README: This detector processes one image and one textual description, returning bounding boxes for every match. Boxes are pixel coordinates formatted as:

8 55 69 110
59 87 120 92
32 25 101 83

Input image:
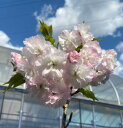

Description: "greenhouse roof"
75 74 123 106
92 74 123 105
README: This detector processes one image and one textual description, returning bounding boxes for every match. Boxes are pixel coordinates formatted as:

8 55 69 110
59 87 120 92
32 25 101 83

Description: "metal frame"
0 90 123 128
0 77 123 128
18 93 24 128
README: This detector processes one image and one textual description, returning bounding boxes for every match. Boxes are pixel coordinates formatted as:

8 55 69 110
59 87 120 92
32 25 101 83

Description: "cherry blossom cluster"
11 23 117 107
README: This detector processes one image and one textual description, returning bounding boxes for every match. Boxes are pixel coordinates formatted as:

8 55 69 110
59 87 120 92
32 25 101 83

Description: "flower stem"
61 88 80 128
61 100 70 128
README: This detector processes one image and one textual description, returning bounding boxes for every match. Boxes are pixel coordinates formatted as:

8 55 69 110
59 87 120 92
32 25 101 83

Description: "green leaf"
78 88 98 101
39 21 53 37
55 42 59 49
45 35 55 44
92 38 102 42
3 73 25 91
48 25 53 36
75 44 83 52
40 21 49 36
39 21 58 48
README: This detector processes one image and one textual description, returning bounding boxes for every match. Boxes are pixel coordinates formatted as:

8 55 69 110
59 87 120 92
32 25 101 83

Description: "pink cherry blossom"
83 41 102 54
74 23 94 43
11 52 28 74
80 42 102 68
68 50 80 63
11 52 22 65
10 23 117 107
27 79 71 107
58 30 82 52
65 63 95 89
101 49 117 72
90 49 117 86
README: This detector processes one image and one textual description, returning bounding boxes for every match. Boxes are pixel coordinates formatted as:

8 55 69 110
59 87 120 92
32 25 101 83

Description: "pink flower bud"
11 52 22 65
68 50 80 63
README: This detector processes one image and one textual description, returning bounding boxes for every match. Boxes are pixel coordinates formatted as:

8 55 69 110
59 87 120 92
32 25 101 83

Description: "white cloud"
34 4 53 31
115 42 123 76
114 60 123 76
34 0 123 38
34 4 53 20
119 53 123 61
116 42 123 52
0 31 22 50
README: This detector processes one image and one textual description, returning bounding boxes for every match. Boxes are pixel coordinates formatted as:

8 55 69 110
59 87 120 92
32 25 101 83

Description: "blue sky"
0 0 64 46
0 0 123 75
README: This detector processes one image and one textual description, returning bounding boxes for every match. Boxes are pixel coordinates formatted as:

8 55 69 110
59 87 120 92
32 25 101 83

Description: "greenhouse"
0 46 123 128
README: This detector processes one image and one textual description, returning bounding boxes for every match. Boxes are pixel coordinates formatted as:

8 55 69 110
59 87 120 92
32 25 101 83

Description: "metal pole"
0 92 5 119
109 79 120 105
79 100 82 128
120 111 123 128
92 104 96 128
59 107 62 128
89 86 96 128
108 79 123 127
18 93 24 128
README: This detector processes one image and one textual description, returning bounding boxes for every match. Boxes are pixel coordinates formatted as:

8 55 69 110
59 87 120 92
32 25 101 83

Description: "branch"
61 100 70 128
71 89 79 96
65 112 73 128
